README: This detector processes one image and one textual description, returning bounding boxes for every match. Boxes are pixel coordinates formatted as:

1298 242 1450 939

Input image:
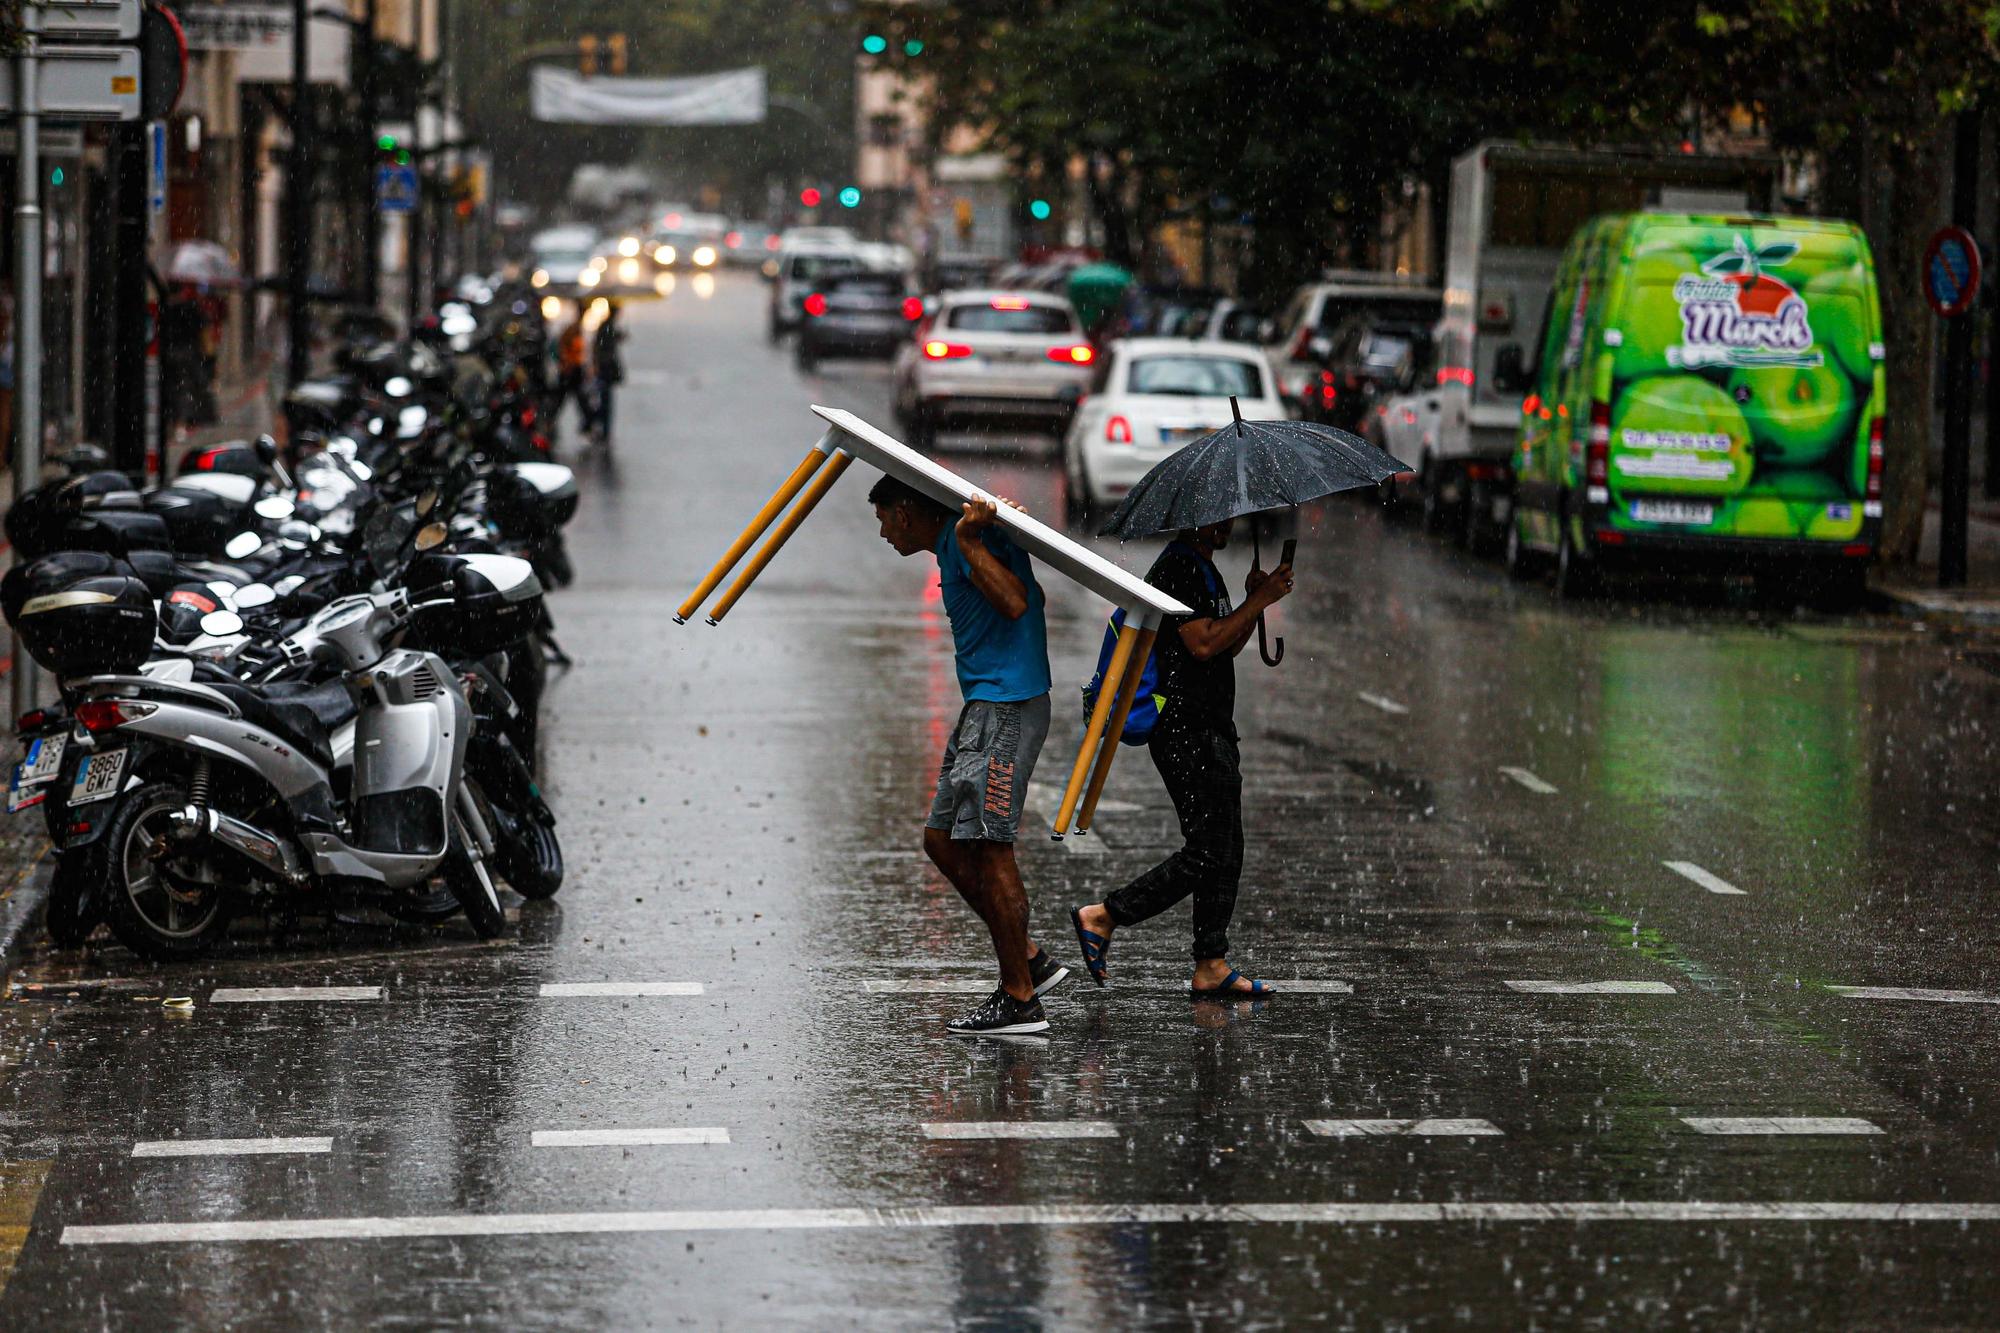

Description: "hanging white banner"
530 66 766 126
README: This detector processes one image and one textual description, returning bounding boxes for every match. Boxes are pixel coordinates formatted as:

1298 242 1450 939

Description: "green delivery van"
1505 212 1884 598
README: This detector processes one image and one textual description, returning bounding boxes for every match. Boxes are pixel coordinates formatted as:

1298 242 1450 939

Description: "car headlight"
617 236 640 258
579 269 600 287
531 269 549 288
540 295 562 320
693 246 716 268
654 245 675 265
618 258 640 284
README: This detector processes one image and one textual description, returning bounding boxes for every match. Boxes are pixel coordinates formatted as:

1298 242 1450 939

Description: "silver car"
891 290 1095 448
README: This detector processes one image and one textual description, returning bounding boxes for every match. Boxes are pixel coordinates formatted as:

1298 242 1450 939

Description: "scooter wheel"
498 811 564 900
442 809 507 939
96 783 233 960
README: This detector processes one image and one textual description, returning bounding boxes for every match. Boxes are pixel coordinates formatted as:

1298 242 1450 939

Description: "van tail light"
1047 344 1094 364
1864 416 1884 516
1436 366 1475 387
923 340 973 360
75 701 157 734
802 292 827 317
1105 415 1134 445
902 297 924 321
1584 399 1611 504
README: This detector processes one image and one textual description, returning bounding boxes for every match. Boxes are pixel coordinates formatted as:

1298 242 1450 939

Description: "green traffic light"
861 34 887 54
1029 199 1051 220
838 186 862 208
395 150 411 165
377 134 397 150
904 39 924 56
48 166 63 187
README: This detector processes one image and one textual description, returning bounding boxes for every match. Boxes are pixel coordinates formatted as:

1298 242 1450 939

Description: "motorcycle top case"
145 483 247 556
60 508 173 558
404 552 545 657
3 551 135 625
14 574 155 676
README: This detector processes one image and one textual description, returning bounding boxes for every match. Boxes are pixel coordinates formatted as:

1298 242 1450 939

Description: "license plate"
1630 499 1714 526
69 749 127 806
1159 427 1207 444
16 734 64 787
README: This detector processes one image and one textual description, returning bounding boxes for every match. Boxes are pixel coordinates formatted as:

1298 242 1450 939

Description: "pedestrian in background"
585 302 625 445
1071 519 1292 998
869 476 1070 1035
551 312 590 438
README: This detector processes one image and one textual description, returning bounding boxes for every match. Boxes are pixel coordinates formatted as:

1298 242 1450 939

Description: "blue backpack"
1080 545 1220 746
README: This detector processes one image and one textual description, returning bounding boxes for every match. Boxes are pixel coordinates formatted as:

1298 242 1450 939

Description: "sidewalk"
1870 490 2000 628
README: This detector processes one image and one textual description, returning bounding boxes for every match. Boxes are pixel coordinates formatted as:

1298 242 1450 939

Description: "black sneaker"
1028 950 1070 997
947 988 1050 1037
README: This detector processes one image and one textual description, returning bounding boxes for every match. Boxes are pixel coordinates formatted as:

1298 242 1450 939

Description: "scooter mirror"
414 521 450 552
385 376 414 397
234 583 277 609
199 609 245 638
254 495 296 520
224 531 263 560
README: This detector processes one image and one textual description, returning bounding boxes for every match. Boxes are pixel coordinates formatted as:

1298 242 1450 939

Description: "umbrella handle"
1257 613 1284 667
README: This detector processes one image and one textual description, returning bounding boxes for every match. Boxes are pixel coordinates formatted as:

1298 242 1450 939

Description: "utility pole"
356 0 379 314
287 0 312 388
1941 111 1982 588
11 2 43 718
110 122 148 477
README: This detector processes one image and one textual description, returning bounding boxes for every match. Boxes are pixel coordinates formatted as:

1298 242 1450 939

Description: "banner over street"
530 66 765 126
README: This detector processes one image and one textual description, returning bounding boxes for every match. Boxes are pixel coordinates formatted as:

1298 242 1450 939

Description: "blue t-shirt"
934 524 1051 703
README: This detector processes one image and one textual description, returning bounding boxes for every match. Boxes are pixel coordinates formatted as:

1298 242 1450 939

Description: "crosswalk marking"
1828 986 2000 1004
209 987 382 1003
539 982 705 998
1498 767 1557 794
921 1122 1119 1141
864 979 995 994
1663 861 1746 896
1681 1117 1882 1136
131 1137 332 1158
1304 1119 1502 1138
1504 980 1676 995
531 1128 730 1148
1356 691 1409 716
61 1200 2000 1246
862 978 1351 995
1265 980 1352 994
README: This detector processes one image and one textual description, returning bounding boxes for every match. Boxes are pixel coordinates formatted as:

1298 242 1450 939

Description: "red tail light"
802 292 827 317
1318 369 1337 409
724 231 743 249
923 340 973 360
15 709 47 733
520 405 537 427
1522 393 1540 416
764 234 782 251
1105 415 1134 445
1864 416 1884 513
75 700 157 733
1047 344 1095 364
902 297 925 321
1584 398 1611 501
1436 366 1475 387
188 448 221 471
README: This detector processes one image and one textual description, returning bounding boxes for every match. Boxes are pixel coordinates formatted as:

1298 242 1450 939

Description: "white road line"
208 987 382 1003
1267 980 1353 994
131 1137 333 1158
61 1200 2000 1245
862 978 1352 995
1304 1119 1503 1138
1498 767 1557 794
1663 861 1747 896
1504 980 1677 995
1828 986 2000 1004
1681 1117 1883 1136
921 1122 1120 1141
539 982 705 998
1356 691 1409 716
1027 783 1139 816
532 1128 730 1148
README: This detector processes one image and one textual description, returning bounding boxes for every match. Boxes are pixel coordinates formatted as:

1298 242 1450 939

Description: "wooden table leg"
1075 626 1155 835
1052 621 1139 839
676 443 831 623
705 452 854 624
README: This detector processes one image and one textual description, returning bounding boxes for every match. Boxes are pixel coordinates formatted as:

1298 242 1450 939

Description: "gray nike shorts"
926 694 1052 844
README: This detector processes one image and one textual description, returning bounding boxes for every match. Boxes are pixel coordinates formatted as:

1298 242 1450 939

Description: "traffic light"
578 34 597 76
904 39 924 56
860 33 887 55
838 187 862 209
607 33 628 76
799 187 822 208
1029 199 1052 221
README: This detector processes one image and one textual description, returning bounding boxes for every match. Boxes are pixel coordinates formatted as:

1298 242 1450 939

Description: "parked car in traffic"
1264 273 1441 417
528 225 600 296
723 224 781 268
930 253 1003 292
892 291 1095 449
1306 314 1434 431
1195 298 1268 344
794 270 923 371
768 242 862 342
1061 338 1284 517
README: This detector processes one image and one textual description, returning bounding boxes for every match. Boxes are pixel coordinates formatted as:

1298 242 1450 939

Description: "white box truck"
1425 142 1781 548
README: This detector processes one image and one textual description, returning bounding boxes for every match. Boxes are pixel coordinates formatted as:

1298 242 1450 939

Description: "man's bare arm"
956 497 1030 620
1178 563 1292 661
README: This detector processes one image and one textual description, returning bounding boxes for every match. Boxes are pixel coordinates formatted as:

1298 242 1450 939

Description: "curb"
0 836 49 982
1871 581 2000 628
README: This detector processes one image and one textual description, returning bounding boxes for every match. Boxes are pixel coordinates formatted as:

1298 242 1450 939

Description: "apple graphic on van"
1703 236 1801 317
1670 235 1816 368
1725 362 1856 467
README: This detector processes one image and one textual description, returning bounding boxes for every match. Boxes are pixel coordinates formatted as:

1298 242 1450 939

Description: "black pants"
1103 721 1243 959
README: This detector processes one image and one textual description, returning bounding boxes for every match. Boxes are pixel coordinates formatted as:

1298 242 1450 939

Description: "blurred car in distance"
892 290 1094 449
794 270 923 372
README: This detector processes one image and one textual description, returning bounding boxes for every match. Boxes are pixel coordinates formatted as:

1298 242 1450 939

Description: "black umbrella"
1097 398 1410 665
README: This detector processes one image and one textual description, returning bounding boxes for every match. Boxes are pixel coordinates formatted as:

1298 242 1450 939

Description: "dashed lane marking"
1663 861 1747 896
1504 980 1677 995
61 1200 2000 1245
132 1138 332 1158
209 987 382 1003
539 983 705 998
532 1128 730 1148
1264 980 1353 994
1828 986 2000 1004
862 978 1353 995
1498 767 1557 794
921 1122 1119 1141
1305 1119 1503 1138
864 980 994 994
1356 692 1409 716
1681 1118 1883 1136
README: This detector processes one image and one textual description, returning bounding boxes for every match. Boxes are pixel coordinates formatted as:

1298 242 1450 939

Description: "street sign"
1925 225 1982 318
0 45 142 121
148 121 167 216
39 0 141 41
376 164 420 214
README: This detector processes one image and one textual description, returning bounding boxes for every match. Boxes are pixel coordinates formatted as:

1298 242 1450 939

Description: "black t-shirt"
1147 541 1233 731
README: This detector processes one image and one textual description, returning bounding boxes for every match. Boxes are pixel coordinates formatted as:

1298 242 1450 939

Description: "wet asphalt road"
6 274 2000 1328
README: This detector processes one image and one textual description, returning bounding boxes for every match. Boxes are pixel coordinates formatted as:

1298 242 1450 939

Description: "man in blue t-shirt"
870 475 1069 1036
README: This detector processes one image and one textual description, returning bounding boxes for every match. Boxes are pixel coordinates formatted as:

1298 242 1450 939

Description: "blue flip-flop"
1070 908 1111 987
1190 969 1275 1000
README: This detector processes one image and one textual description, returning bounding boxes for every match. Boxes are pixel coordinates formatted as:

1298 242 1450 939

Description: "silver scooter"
60 577 508 958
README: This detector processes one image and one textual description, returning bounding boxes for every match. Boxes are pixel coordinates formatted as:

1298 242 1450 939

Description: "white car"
892 290 1095 448
768 241 863 341
1061 339 1284 515
528 225 600 295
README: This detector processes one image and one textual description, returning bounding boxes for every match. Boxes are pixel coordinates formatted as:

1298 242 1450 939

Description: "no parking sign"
1925 225 1982 318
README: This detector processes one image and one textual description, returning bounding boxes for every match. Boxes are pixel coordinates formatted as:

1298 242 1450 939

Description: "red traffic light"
799 187 822 207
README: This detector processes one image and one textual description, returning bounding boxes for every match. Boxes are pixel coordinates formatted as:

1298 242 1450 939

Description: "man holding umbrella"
1069 398 1404 998
1070 523 1292 998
